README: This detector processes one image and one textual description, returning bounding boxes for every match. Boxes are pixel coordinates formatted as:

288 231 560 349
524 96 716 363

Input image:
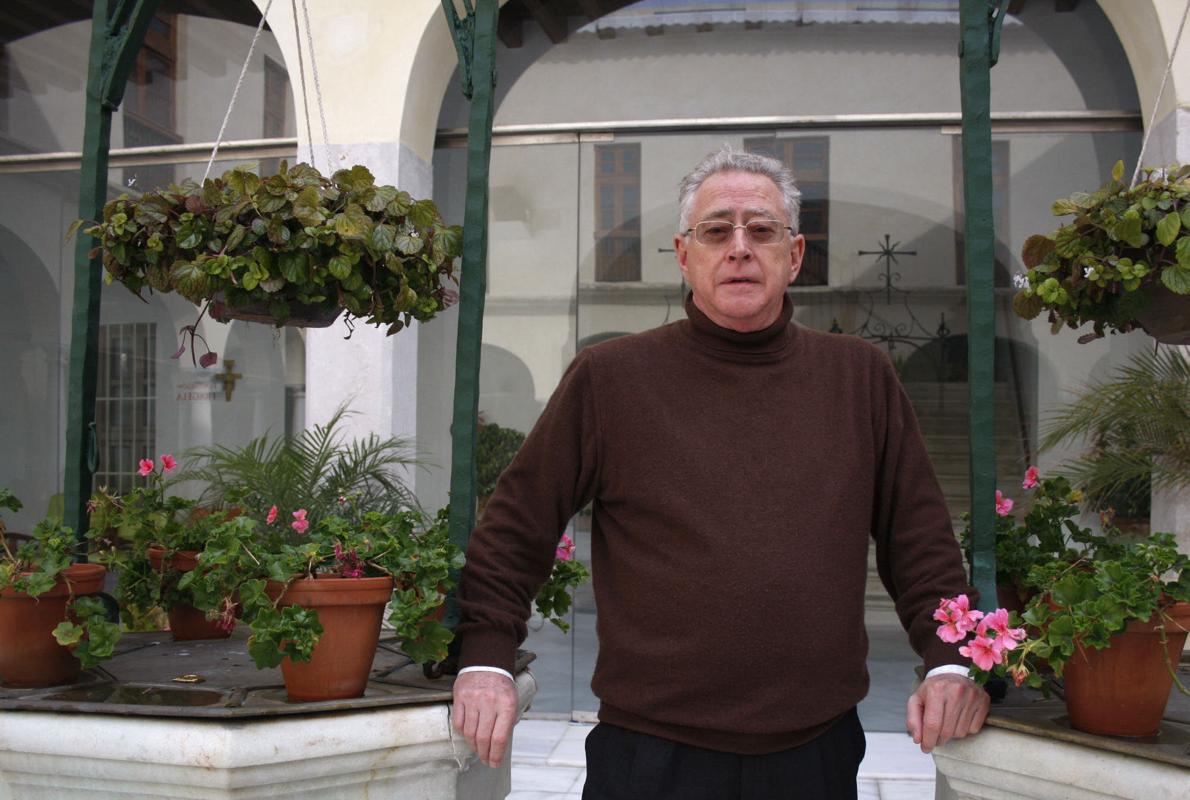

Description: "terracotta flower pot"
271 575 394 701
0 563 107 687
1062 602 1190 737
146 546 233 641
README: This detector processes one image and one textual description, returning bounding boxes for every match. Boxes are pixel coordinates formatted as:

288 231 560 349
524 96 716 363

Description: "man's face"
674 171 805 332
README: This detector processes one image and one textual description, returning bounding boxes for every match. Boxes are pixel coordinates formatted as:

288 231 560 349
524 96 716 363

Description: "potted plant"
475 419 527 518
938 530 1190 738
88 455 237 640
176 406 421 523
180 504 462 701
74 161 461 341
960 468 1093 611
0 489 118 687
1013 161 1190 344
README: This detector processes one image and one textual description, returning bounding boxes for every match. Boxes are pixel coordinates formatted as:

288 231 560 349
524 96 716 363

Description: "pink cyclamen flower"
995 490 1014 516
138 458 154 477
198 351 218 369
556 533 575 562
266 505 278 525
1022 466 1040 490
933 595 984 643
291 508 309 534
959 635 1004 671
160 454 177 473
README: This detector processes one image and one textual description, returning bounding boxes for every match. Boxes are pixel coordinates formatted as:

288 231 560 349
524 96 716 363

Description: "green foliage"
959 473 1095 591
81 161 461 333
475 422 526 498
534 557 590 633
1 488 122 668
1040 348 1190 511
1012 533 1190 683
180 506 463 668
1014 162 1190 341
177 406 421 527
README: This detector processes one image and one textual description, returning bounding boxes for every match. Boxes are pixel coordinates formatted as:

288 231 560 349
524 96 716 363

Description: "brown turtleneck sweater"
456 294 972 754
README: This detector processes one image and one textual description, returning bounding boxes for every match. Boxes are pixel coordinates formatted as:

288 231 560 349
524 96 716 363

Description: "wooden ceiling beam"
497 10 524 49
521 0 568 44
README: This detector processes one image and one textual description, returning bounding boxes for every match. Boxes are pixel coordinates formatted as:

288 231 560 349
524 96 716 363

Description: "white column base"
0 672 535 799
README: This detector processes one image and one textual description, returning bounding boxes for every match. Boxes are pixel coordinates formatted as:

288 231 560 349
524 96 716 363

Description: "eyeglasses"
683 219 794 247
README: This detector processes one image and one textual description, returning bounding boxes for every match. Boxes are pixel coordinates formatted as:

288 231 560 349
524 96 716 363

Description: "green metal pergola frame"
65 0 1003 612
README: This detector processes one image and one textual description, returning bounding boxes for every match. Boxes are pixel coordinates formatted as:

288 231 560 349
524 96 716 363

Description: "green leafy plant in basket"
75 161 461 335
1013 161 1190 342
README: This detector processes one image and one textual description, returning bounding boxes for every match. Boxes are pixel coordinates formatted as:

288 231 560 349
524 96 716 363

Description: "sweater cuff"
921 638 970 673
458 627 519 675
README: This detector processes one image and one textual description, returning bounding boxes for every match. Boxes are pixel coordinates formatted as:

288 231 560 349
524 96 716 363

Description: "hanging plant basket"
209 293 342 329
1135 283 1190 345
75 161 461 334
1013 161 1190 343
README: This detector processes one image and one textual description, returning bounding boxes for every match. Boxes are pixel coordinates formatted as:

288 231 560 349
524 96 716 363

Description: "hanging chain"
202 0 276 182
299 0 331 170
290 0 316 170
1132 0 1190 188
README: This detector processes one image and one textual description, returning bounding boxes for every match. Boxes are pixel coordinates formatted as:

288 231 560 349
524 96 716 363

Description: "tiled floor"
509 719 936 800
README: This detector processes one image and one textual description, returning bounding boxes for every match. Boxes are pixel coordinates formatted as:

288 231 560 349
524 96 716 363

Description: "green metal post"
64 0 162 546
440 0 499 628
959 0 1008 610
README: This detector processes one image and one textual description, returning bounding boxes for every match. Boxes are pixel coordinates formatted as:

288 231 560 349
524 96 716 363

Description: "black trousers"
582 709 866 800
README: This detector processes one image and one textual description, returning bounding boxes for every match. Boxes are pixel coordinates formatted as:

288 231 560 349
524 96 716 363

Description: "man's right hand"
452 670 519 767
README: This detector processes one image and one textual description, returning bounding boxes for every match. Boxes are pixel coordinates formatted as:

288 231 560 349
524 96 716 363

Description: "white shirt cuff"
926 664 973 680
458 666 515 682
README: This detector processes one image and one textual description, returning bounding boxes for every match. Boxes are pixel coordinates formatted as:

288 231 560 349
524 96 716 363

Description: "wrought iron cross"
213 359 243 403
858 234 917 306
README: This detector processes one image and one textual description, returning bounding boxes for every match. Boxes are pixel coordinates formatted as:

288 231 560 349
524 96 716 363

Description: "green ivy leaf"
278 252 308 284
1156 211 1181 246
292 187 326 227
333 165 376 193
1177 236 1190 268
1161 264 1190 294
370 223 396 252
333 203 373 240
395 231 424 255
366 185 399 213
327 255 353 280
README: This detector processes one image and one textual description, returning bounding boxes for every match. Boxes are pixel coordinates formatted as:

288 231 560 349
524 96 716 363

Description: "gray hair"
677 147 802 235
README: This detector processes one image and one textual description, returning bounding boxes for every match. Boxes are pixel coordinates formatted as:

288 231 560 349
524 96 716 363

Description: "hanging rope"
202 0 276 183
289 0 316 170
1131 0 1190 188
299 0 331 170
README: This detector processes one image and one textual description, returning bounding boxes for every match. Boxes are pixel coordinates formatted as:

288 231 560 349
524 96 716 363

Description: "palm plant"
178 407 423 524
1040 347 1190 512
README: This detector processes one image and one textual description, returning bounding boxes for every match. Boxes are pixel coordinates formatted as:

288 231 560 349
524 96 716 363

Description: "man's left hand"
906 673 989 753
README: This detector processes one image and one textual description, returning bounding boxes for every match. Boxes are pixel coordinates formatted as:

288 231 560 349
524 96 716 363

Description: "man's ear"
788 234 806 285
675 232 690 282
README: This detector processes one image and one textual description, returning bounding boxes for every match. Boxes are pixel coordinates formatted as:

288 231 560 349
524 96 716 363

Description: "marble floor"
508 719 937 800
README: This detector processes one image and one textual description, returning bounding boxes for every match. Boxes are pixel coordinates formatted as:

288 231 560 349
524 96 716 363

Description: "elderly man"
451 149 988 799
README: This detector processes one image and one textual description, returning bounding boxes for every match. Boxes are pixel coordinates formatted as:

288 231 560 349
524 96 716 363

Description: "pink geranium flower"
266 505 278 525
160 454 177 473
138 458 154 477
556 533 575 562
1022 466 1040 490
933 595 984 643
291 508 309 534
995 490 1014 516
959 635 1004 671
978 608 1028 651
